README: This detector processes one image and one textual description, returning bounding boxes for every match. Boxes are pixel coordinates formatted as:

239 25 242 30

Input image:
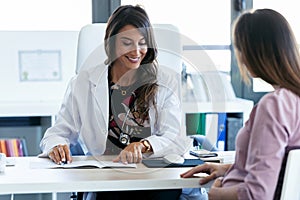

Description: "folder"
204 113 227 151
142 159 204 168
226 117 243 151
216 113 227 151
0 138 27 157
204 113 218 150
186 113 206 135
0 140 7 156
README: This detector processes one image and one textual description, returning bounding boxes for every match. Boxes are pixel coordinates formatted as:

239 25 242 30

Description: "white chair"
76 23 183 72
75 23 183 100
279 149 300 200
75 23 107 74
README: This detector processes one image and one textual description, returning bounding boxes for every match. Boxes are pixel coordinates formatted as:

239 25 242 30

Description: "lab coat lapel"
89 65 109 128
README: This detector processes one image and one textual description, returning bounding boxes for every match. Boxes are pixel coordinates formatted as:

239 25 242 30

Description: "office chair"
277 148 300 200
272 147 300 200
71 23 183 200
76 23 183 98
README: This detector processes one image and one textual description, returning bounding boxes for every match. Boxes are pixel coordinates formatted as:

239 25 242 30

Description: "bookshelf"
182 98 254 151
0 101 60 200
0 98 253 200
0 98 253 153
182 98 253 125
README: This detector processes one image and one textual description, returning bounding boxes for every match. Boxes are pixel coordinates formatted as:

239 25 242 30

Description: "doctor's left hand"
113 142 143 164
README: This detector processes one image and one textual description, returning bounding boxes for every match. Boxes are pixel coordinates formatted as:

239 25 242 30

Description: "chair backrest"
76 23 182 74
75 23 183 100
75 23 107 74
279 149 300 200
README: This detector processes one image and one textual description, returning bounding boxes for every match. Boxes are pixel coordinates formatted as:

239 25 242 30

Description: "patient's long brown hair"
233 9 300 97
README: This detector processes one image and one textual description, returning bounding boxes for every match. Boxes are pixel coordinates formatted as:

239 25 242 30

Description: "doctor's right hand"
48 144 72 165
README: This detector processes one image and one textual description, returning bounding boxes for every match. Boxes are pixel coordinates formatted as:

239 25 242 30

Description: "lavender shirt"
222 88 300 200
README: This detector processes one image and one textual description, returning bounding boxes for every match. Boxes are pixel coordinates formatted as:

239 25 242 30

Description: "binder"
0 138 27 157
204 113 218 150
216 113 227 151
204 113 227 151
5 140 13 157
12 139 19 157
142 158 204 168
20 139 28 156
186 113 206 135
0 140 7 156
226 117 243 150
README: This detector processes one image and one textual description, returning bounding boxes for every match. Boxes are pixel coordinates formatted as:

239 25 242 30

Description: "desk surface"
0 156 210 195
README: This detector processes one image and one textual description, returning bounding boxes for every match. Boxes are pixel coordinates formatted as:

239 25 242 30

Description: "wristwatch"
141 140 152 153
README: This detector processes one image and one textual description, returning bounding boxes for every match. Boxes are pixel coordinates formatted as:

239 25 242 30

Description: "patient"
181 8 300 200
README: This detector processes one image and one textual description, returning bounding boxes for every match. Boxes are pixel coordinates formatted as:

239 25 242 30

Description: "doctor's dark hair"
104 5 158 123
233 8 300 97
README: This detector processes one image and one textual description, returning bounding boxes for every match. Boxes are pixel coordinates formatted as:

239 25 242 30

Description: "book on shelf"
188 113 227 151
204 113 227 151
186 113 206 135
30 158 137 169
0 138 27 157
0 140 7 156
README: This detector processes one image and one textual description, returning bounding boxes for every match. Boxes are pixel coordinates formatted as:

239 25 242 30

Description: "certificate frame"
18 50 62 81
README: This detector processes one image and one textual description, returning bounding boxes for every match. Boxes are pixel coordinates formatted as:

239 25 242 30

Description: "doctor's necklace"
111 84 131 96
121 89 127 96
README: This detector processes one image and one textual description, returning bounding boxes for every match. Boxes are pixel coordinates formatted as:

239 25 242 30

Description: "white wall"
0 31 78 102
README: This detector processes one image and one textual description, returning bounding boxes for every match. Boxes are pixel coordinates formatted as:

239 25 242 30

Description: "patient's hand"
48 144 72 165
180 163 231 185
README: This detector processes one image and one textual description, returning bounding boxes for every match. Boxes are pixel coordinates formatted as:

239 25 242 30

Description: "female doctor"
39 5 191 167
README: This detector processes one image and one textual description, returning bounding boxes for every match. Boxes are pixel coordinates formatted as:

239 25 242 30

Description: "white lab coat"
40 64 192 158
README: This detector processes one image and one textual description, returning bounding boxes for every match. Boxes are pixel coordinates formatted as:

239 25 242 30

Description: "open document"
30 157 137 169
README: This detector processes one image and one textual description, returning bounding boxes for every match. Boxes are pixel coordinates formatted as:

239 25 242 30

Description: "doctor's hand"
48 144 72 165
180 163 231 185
113 142 144 164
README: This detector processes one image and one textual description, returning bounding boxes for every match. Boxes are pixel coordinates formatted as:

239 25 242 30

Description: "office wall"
0 31 78 102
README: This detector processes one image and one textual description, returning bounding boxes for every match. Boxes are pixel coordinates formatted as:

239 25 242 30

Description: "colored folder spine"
17 139 24 157
216 113 227 151
12 139 20 157
0 138 27 157
0 140 7 156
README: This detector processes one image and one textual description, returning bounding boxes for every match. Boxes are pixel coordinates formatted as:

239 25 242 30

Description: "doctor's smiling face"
104 5 157 76
114 25 148 73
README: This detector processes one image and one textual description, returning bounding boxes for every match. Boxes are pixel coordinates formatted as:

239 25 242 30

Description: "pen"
60 160 68 165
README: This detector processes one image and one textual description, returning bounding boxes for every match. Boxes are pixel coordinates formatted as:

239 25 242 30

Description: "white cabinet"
182 98 254 150
182 98 254 127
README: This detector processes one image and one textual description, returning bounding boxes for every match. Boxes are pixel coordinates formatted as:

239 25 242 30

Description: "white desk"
0 156 211 195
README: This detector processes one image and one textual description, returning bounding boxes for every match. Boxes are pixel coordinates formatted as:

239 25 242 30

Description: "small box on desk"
190 149 236 164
